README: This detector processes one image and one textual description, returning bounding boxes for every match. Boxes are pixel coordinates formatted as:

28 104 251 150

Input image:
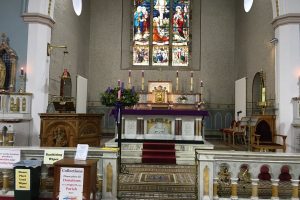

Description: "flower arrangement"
101 86 139 107
178 95 188 101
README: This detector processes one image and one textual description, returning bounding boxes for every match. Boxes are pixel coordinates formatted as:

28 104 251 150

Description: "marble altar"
121 109 208 141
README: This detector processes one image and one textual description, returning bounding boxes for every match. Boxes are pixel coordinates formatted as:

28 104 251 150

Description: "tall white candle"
128 70 131 88
176 71 179 92
190 71 193 92
141 70 144 91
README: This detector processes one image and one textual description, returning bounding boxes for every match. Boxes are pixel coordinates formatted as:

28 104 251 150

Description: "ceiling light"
72 0 82 16
244 0 253 13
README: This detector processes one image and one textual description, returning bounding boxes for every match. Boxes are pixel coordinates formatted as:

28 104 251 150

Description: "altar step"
105 138 214 164
142 142 176 164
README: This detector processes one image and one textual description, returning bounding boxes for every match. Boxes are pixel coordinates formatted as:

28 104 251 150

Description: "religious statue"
0 58 6 90
238 164 251 184
60 69 72 97
52 127 68 147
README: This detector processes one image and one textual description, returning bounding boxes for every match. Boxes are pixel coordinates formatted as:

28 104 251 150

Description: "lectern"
53 158 98 200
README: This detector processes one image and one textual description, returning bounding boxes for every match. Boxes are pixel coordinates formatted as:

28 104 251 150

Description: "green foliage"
101 87 139 107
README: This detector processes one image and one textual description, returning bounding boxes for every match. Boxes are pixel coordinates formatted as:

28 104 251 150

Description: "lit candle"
141 70 145 91
190 71 193 92
21 67 24 75
176 70 178 77
262 87 266 102
200 80 204 94
129 70 131 77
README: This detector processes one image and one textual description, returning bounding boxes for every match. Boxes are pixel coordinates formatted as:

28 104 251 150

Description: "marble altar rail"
196 150 300 200
0 147 119 200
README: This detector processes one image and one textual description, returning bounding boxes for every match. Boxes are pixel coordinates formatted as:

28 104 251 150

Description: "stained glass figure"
153 0 170 46
152 45 169 66
172 1 189 43
133 45 149 65
133 0 151 42
172 46 188 66
132 0 191 67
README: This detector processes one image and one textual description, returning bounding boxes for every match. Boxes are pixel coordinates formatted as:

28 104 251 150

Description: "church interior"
0 0 300 199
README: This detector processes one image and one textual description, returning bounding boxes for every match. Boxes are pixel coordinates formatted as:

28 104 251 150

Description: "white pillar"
22 0 55 145
272 1 300 152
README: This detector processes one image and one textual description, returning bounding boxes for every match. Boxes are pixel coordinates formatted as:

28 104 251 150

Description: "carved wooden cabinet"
39 113 103 147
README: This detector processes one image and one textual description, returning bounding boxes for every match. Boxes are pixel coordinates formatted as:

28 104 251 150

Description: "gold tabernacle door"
148 81 172 104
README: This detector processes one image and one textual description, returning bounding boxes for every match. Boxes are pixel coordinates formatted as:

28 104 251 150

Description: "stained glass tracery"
133 0 190 67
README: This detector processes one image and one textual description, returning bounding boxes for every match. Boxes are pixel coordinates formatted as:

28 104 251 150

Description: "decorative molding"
22 13 55 29
272 13 300 29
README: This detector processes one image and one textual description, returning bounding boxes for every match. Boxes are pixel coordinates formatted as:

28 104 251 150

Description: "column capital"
271 179 280 185
292 179 300 186
251 178 259 185
272 13 300 29
22 13 55 29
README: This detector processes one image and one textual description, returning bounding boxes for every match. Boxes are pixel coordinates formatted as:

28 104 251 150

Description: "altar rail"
196 150 300 200
0 147 119 200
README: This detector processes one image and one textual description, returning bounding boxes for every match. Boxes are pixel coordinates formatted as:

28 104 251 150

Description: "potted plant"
178 95 188 103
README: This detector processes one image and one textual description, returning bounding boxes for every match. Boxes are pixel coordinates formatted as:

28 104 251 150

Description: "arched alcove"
252 72 261 114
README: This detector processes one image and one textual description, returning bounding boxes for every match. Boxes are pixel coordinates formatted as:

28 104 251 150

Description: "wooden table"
53 158 98 200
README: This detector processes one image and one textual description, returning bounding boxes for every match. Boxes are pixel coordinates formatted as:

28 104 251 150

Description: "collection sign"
0 149 21 169
59 167 84 200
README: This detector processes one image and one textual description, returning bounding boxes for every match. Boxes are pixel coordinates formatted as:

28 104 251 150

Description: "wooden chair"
222 121 246 145
232 121 247 145
221 120 236 144
251 133 287 152
250 116 287 152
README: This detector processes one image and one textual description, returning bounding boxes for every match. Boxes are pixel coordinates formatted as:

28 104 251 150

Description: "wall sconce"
47 43 68 56
269 38 278 44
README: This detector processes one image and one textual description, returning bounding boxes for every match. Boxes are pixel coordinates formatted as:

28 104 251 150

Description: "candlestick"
21 67 24 76
118 80 121 87
141 70 145 91
190 71 193 92
176 70 178 77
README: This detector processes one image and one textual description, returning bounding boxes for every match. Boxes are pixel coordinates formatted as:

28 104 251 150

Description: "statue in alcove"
0 58 5 90
0 33 18 92
60 69 72 97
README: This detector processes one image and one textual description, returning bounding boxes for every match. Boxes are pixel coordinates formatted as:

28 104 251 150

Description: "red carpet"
142 142 176 164
0 198 51 200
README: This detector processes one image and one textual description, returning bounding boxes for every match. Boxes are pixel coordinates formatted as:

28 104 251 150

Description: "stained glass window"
133 0 191 67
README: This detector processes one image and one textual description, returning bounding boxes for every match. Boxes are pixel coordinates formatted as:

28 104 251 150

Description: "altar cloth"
120 109 209 117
